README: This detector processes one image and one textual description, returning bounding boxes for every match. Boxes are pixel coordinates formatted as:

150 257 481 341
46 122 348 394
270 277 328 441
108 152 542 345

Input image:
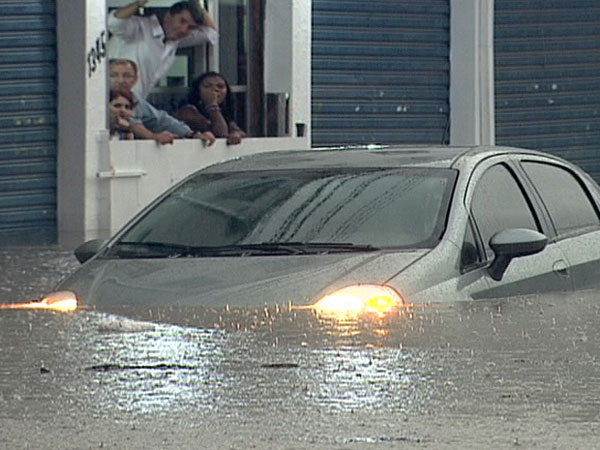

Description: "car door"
520 159 600 291
466 161 572 299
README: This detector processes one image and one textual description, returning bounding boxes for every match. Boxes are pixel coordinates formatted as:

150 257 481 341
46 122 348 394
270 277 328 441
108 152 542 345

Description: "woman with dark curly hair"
176 71 246 145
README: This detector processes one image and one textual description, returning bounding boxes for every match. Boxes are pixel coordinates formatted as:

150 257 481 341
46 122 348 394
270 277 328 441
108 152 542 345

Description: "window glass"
522 162 600 236
113 168 456 252
470 164 539 258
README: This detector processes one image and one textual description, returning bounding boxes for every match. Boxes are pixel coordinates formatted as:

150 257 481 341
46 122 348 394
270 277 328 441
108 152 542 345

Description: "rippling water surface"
1 248 600 449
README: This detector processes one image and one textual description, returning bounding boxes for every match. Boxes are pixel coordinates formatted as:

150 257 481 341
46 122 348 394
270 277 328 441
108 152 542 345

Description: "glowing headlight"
0 290 79 312
311 284 404 315
38 291 79 311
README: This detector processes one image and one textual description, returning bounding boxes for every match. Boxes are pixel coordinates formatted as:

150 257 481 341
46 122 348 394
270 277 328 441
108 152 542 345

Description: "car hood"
57 250 428 308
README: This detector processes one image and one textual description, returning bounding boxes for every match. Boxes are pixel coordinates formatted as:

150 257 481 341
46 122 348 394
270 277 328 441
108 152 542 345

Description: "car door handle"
552 260 569 277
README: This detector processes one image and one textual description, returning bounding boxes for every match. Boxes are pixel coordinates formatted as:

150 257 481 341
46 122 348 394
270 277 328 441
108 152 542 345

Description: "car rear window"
522 161 600 236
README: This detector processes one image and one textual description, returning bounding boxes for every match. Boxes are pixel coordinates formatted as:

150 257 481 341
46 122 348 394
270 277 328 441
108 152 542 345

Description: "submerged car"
51 145 600 312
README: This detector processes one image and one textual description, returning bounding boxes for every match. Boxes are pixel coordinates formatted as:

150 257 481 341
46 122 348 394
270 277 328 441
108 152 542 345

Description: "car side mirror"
488 228 547 281
74 239 107 264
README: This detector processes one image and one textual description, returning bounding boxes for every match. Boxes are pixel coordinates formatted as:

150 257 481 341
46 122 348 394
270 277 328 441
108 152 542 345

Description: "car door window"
522 162 600 237
470 164 540 260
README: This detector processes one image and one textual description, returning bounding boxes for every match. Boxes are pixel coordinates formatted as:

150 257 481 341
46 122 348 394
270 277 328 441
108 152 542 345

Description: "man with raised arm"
108 0 217 99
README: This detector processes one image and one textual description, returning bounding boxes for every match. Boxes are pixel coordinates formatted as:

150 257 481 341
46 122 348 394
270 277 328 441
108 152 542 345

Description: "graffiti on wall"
87 30 107 78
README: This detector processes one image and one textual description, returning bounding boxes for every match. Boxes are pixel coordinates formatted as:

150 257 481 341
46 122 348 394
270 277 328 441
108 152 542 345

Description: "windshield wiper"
109 241 202 258
110 241 305 258
108 241 380 258
265 242 380 254
189 242 380 256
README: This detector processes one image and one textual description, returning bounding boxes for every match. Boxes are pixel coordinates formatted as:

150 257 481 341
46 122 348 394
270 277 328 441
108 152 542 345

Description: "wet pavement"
1 246 600 449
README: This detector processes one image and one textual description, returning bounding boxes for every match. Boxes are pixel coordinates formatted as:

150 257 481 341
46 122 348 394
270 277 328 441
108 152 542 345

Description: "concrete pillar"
291 0 311 143
57 0 108 248
450 0 495 146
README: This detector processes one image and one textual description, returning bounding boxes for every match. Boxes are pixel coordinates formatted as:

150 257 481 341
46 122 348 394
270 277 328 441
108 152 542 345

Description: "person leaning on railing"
176 72 246 146
110 58 215 145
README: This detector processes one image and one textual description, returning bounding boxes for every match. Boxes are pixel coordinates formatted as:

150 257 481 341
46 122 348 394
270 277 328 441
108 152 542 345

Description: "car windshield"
107 167 456 257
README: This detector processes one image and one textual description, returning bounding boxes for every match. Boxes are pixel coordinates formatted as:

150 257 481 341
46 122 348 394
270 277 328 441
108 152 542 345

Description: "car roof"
203 145 553 173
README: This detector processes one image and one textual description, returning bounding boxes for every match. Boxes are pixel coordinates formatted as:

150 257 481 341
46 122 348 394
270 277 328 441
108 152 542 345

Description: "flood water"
1 248 600 449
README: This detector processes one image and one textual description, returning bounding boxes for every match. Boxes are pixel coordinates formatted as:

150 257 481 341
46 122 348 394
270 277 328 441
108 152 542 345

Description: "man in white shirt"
108 0 218 99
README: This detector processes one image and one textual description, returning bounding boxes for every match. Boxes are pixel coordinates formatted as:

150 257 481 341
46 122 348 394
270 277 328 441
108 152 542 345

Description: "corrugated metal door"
311 0 450 147
495 0 600 182
0 1 57 244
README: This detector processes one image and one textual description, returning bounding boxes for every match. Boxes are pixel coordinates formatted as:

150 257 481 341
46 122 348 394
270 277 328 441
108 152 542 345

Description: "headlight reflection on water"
77 301 432 417
0 300 437 423
303 346 432 414
0 291 79 312
293 284 415 342
80 313 227 417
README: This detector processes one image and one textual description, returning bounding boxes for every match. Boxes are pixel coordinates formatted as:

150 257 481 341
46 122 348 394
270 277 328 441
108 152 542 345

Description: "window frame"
465 159 548 264
460 216 487 273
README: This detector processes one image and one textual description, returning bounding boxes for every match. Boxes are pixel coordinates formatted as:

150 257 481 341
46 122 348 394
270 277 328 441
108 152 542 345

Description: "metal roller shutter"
495 0 600 182
0 0 57 245
311 0 450 147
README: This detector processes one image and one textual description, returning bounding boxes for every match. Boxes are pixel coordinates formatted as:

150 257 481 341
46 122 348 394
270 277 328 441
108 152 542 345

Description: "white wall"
291 0 312 140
